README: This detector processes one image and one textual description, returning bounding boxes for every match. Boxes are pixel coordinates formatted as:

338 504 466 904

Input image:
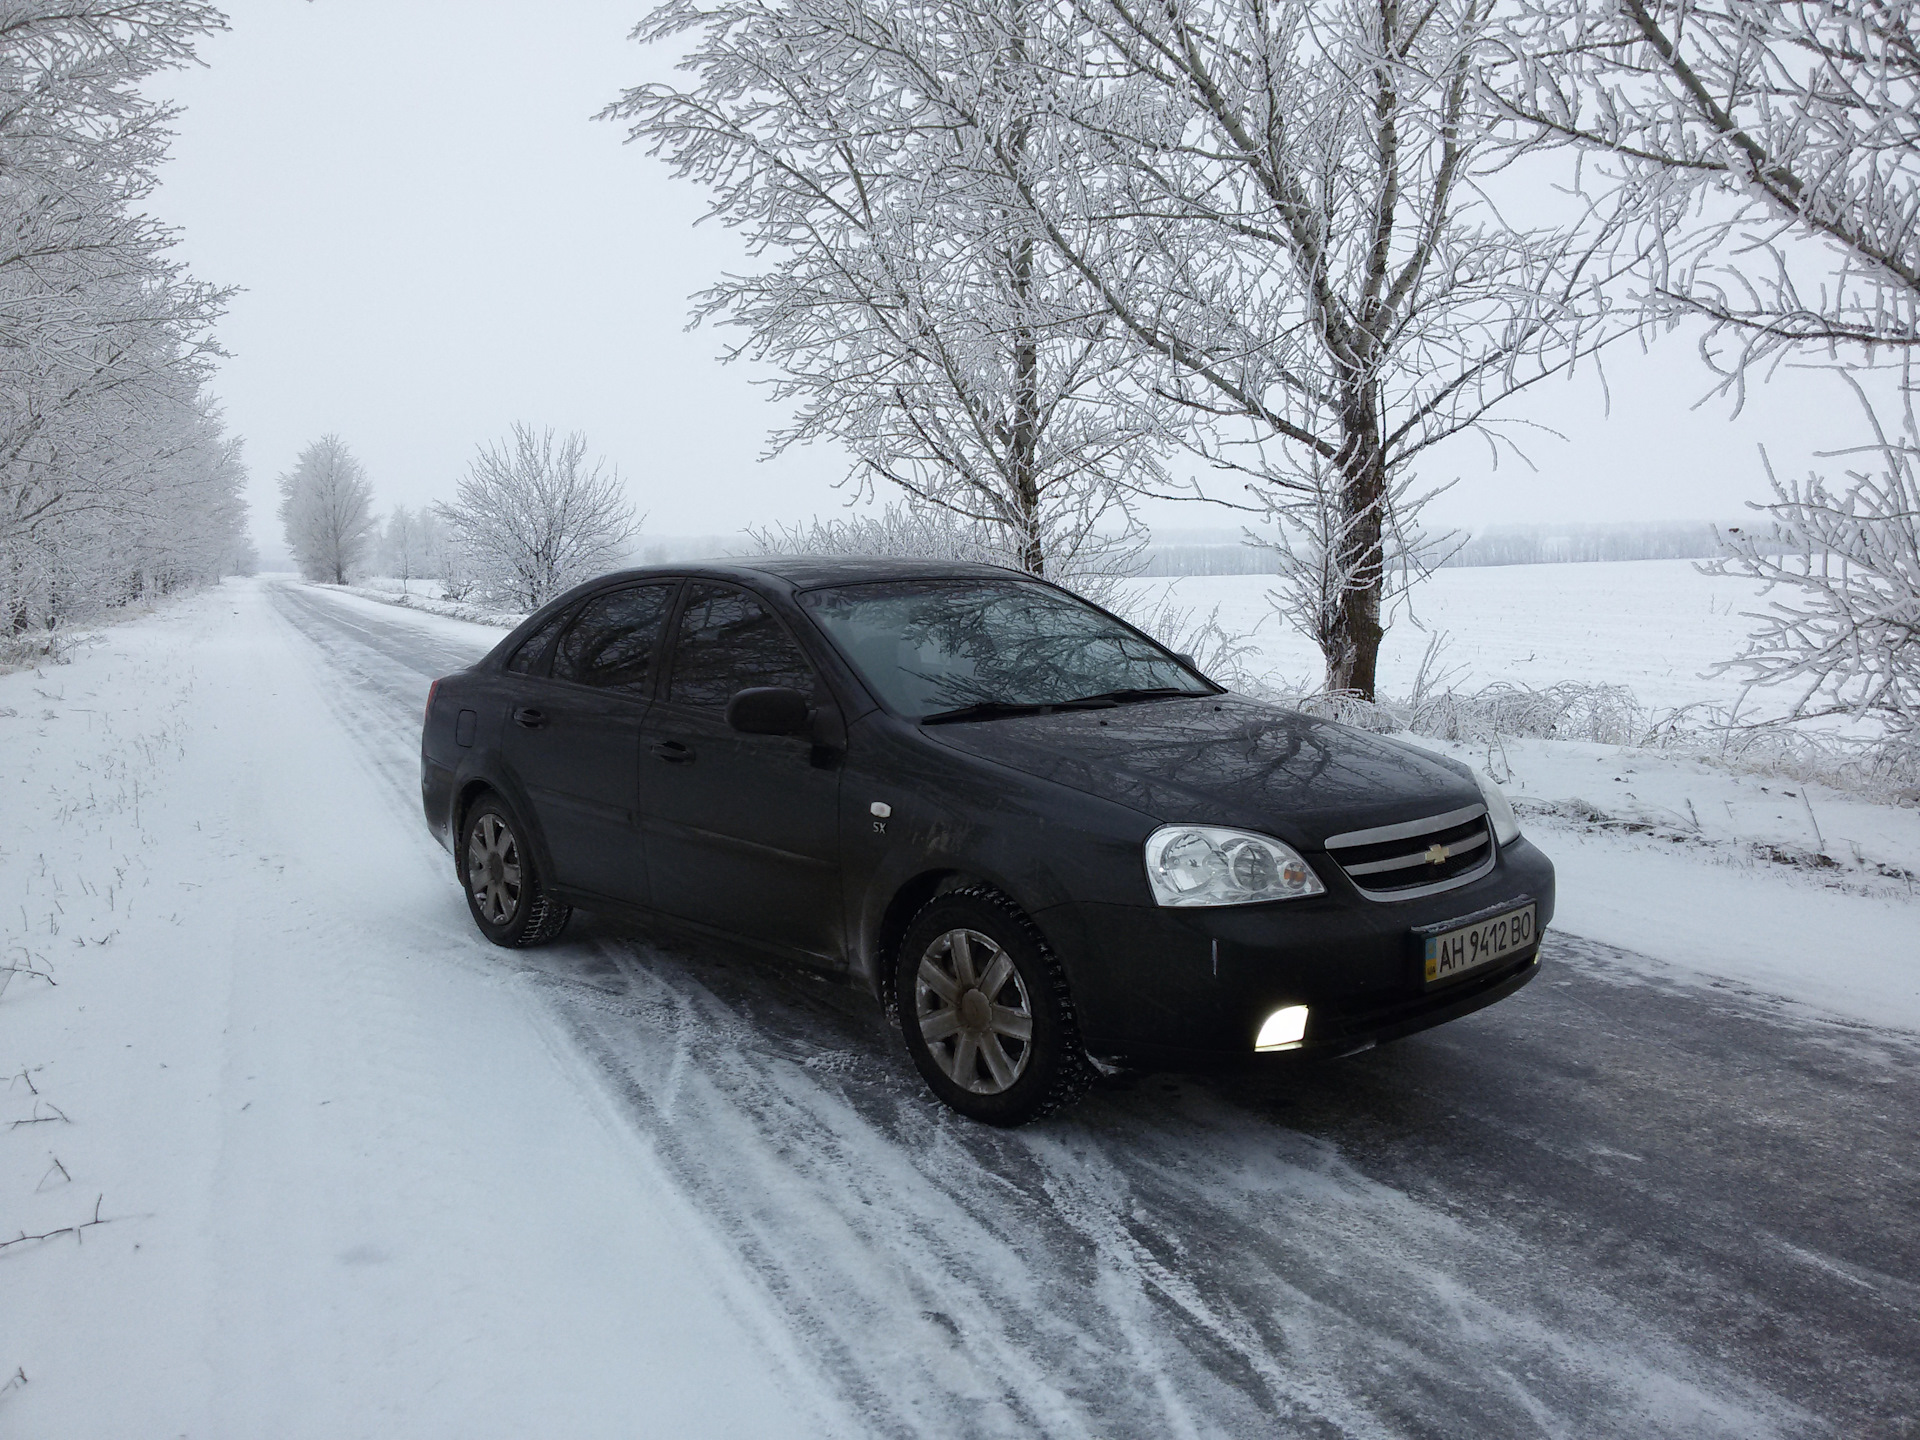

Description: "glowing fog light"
1254 1005 1310 1052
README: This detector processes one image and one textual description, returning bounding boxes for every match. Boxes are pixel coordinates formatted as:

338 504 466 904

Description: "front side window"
667 585 817 711
551 583 676 692
799 578 1207 719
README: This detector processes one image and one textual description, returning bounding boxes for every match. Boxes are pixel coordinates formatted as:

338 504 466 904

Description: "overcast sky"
146 0 1866 556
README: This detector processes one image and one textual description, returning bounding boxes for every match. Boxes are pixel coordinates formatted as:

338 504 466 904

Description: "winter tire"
894 887 1092 1126
460 793 572 948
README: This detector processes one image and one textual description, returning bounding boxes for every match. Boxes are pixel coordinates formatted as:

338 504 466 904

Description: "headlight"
1475 771 1521 845
1144 825 1325 907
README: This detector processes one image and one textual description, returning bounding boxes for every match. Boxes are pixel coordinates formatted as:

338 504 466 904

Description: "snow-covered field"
5 571 1917 1437
1117 558 1778 714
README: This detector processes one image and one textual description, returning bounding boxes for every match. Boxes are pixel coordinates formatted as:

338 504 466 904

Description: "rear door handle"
513 706 548 729
651 739 693 763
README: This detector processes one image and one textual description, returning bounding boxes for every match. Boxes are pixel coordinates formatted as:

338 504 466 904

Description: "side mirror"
1175 652 1198 669
725 686 811 736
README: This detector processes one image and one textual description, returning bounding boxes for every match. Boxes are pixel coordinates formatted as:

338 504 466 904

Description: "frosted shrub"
435 426 639 611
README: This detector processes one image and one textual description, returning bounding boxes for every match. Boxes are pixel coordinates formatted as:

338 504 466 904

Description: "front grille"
1323 803 1494 900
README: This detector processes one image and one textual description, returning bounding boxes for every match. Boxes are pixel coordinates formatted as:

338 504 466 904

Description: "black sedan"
421 558 1553 1125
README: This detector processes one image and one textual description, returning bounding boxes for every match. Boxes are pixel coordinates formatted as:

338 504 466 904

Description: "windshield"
800 578 1212 720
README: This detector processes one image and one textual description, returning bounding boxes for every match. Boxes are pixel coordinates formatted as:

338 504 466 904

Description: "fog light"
1254 1005 1310 1052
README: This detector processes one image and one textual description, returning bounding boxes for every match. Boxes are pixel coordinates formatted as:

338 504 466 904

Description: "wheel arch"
452 773 559 888
865 866 1055 1004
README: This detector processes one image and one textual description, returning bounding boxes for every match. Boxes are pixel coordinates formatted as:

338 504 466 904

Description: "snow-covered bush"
434 426 639 610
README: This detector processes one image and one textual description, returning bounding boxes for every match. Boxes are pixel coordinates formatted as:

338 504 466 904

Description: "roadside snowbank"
0 580 842 1438
327 578 527 630
295 580 526 651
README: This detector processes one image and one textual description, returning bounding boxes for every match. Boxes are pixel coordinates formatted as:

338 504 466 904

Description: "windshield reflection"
801 579 1210 720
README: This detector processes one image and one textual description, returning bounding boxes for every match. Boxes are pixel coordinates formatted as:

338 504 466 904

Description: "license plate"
1422 903 1537 985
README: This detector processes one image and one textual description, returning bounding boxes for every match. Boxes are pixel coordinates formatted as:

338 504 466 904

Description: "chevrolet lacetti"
420 558 1554 1125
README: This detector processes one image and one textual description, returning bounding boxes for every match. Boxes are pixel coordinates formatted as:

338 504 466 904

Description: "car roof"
581 554 1033 592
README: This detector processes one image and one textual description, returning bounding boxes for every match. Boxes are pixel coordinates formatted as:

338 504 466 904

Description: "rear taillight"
425 678 441 723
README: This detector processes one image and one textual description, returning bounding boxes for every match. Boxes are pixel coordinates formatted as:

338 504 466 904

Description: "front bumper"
1035 835 1555 1064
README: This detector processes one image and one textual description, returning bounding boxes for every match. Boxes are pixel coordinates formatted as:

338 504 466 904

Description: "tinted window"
799 578 1206 718
505 608 570 675
667 585 817 711
552 583 675 692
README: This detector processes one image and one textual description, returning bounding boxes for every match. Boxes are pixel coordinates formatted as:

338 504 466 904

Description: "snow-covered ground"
0 584 845 1437
5 571 1918 1436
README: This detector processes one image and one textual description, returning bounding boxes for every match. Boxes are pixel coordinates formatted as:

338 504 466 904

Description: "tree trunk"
1010 311 1044 576
1322 385 1387 699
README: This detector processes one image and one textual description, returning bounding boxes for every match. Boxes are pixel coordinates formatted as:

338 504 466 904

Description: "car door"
636 582 844 963
500 581 678 906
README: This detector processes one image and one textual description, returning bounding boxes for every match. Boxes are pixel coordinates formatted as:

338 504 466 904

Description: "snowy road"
267 579 1920 1437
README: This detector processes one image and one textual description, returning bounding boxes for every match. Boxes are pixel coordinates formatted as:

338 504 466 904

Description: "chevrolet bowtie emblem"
1425 843 1450 865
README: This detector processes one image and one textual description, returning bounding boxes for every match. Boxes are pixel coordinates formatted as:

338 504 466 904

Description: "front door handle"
651 739 693 764
513 706 548 729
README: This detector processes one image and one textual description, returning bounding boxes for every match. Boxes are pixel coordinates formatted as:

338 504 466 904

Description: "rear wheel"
460 794 571 947
894 888 1092 1126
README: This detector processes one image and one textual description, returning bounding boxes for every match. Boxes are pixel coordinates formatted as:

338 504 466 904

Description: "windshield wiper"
920 696 1120 725
1061 686 1210 706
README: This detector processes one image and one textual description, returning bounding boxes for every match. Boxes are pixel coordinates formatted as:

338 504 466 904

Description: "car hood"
921 694 1481 848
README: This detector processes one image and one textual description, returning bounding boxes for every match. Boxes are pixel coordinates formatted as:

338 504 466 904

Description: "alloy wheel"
467 813 522 925
914 927 1034 1094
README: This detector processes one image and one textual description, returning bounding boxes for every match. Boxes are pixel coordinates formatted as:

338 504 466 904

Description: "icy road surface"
8 579 1913 1437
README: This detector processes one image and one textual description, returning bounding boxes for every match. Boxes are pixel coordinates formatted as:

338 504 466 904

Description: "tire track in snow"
268 576 1913 1439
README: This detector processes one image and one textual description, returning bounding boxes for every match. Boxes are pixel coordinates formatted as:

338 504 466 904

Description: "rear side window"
666 585 817 712
504 608 570 675
552 583 676 692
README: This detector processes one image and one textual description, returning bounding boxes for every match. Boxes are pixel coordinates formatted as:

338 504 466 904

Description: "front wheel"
894 888 1092 1126
460 793 571 948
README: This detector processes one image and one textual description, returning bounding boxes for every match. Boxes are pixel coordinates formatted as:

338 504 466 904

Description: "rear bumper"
1035 835 1555 1064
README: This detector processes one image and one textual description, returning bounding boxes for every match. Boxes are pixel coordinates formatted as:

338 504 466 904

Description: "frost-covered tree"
984 0 1631 699
1497 0 1920 379
607 0 1174 589
278 436 377 585
379 505 427 587
434 425 639 609
1708 380 1920 765
1499 1 1920 748
411 509 471 599
0 1 245 647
